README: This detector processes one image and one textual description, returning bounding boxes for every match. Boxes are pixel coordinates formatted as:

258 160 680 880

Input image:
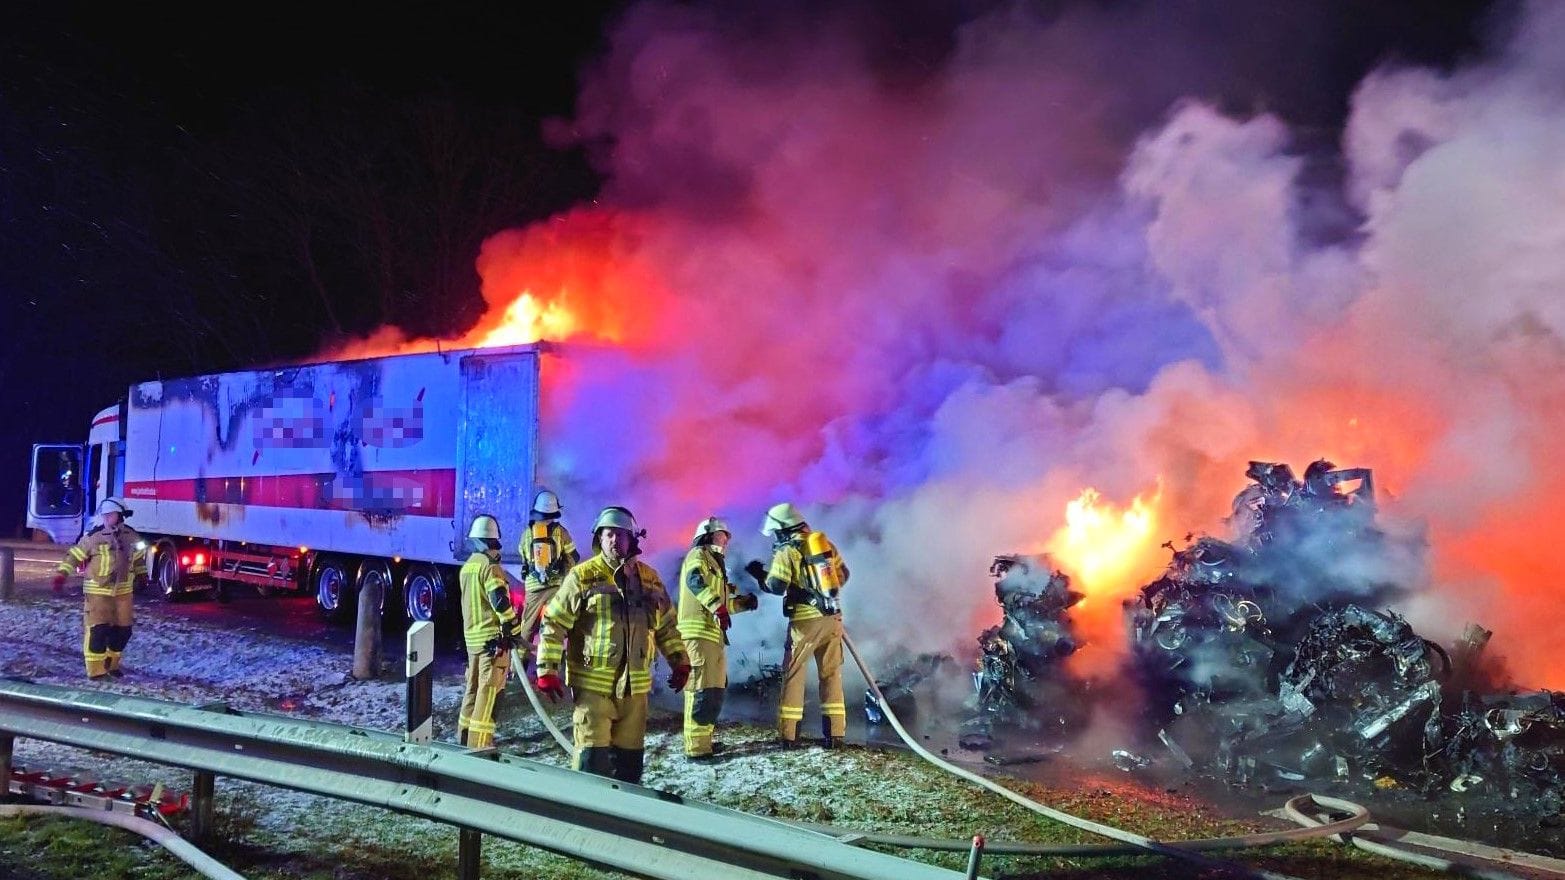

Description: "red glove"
51 573 67 593
715 604 731 631
668 661 692 693
535 672 566 701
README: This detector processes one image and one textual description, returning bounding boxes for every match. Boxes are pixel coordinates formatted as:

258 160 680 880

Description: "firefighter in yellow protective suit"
457 514 520 749
677 517 758 760
535 506 690 783
751 502 850 748
518 489 579 643
53 498 147 679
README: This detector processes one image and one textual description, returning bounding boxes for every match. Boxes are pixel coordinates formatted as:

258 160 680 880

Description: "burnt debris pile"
959 459 1565 816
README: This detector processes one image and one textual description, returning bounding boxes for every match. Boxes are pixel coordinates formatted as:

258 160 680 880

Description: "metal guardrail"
0 679 964 880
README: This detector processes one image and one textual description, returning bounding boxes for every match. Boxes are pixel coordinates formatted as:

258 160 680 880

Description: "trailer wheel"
402 564 444 623
153 545 184 602
314 558 351 622
357 563 392 618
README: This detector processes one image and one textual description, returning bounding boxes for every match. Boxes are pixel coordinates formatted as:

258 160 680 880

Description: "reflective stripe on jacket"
460 552 516 653
59 526 147 596
538 554 685 697
681 546 748 642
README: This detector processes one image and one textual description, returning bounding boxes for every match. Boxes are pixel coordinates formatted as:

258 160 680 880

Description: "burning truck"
942 459 1565 817
24 344 546 622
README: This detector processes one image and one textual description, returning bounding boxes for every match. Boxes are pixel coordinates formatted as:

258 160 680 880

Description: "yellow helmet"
761 502 805 536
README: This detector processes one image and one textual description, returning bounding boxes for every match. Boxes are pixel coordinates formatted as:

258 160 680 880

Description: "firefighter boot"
610 748 645 785
575 747 615 779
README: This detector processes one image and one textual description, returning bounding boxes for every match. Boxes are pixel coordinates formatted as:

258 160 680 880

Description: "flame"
1044 484 1167 675
478 289 581 348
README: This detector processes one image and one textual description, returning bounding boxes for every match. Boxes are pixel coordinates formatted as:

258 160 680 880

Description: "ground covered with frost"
0 582 1465 879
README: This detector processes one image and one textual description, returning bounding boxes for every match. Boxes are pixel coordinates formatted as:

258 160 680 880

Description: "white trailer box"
28 344 543 620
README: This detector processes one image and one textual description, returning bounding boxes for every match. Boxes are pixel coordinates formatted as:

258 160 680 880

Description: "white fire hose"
0 804 246 880
511 650 575 754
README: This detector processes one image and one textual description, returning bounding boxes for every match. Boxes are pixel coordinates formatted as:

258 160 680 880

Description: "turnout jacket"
677 546 748 643
58 525 147 596
764 539 849 622
539 554 686 697
459 551 517 654
519 520 578 592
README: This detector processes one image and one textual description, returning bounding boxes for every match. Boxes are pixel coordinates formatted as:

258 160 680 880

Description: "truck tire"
402 564 444 623
314 557 352 622
356 563 392 618
153 544 184 602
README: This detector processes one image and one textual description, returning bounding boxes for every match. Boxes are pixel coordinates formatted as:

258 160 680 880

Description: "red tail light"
194 552 206 565
180 555 191 566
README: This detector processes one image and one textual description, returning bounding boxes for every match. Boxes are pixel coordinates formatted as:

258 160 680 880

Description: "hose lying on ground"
841 631 1305 880
510 650 574 754
1284 794 1531 880
0 804 246 880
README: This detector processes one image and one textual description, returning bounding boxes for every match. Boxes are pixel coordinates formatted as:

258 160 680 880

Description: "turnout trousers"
458 649 510 749
682 637 726 756
83 591 133 678
778 614 846 742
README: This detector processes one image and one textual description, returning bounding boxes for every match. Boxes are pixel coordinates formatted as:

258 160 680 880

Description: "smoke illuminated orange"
1045 485 1168 675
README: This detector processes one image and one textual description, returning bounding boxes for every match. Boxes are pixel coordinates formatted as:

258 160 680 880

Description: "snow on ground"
0 590 1001 879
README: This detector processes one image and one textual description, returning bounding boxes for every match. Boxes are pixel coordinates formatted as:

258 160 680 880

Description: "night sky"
0 0 1497 537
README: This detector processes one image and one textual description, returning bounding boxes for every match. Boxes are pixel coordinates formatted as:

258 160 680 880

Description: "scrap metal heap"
956 555 1090 748
1119 459 1565 815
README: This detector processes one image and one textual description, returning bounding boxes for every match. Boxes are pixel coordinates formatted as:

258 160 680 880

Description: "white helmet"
532 489 562 517
99 498 133 521
468 514 501 541
691 516 730 543
761 502 805 536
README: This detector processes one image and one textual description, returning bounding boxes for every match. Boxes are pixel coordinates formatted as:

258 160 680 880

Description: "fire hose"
0 804 246 880
510 650 575 754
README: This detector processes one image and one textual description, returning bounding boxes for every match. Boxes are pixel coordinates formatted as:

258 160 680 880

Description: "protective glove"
743 559 768 584
535 671 566 701
733 593 759 612
715 604 731 631
51 573 67 593
667 660 692 693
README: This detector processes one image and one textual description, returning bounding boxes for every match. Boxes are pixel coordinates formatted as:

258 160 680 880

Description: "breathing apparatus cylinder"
528 521 555 572
804 530 843 614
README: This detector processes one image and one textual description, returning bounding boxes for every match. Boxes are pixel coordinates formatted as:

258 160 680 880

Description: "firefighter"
518 488 579 643
750 502 850 748
535 506 690 784
677 516 758 760
457 514 520 749
52 498 147 679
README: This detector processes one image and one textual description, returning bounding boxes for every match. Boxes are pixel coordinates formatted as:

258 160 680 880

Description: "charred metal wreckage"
910 459 1565 819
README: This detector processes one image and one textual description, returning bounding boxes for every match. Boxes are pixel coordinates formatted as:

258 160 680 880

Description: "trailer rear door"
455 350 540 562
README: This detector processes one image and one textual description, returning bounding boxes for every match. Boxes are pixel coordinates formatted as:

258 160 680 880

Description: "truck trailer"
25 344 544 622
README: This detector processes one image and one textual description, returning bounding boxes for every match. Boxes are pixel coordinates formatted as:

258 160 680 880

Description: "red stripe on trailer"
92 414 119 427
123 468 457 518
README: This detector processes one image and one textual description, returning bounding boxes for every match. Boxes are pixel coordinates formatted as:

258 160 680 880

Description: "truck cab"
26 404 124 545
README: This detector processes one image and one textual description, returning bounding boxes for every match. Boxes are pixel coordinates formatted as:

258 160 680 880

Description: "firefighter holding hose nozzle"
457 514 520 749
747 502 850 749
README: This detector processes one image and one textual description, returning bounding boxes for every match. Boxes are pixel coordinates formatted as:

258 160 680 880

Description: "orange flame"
478 289 581 348
1045 484 1167 675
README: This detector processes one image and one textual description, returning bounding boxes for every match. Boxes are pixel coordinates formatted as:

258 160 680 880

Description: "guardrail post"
406 621 434 743
1 733 14 795
964 834 985 880
353 578 384 680
1 547 15 602
459 827 482 880
191 770 215 841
